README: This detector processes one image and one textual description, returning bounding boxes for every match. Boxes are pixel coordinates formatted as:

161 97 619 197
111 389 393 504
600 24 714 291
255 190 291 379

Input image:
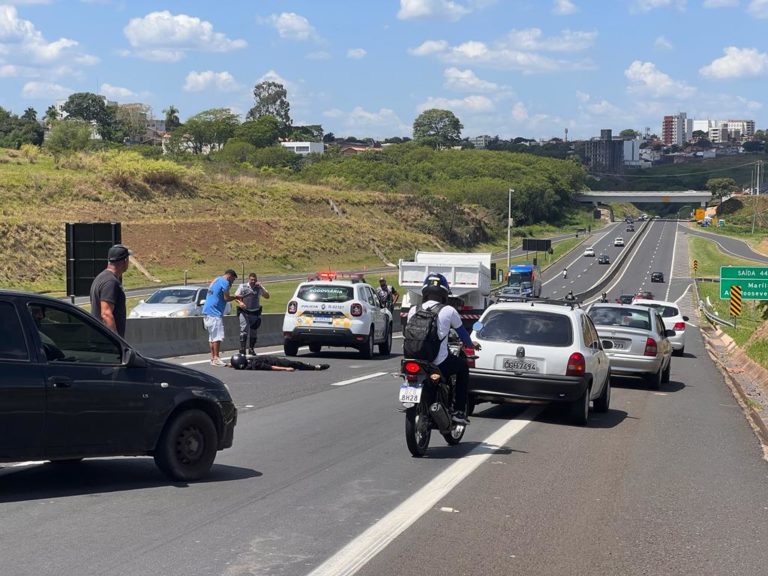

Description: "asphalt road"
685 225 768 264
4 222 768 576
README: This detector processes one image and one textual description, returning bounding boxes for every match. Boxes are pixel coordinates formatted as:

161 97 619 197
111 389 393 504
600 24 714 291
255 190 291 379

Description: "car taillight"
566 352 585 376
673 322 686 331
403 361 421 374
644 337 658 356
351 303 363 317
463 347 475 368
287 301 297 314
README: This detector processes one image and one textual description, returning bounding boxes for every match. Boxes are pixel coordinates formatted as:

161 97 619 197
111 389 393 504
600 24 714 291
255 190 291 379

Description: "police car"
282 272 393 358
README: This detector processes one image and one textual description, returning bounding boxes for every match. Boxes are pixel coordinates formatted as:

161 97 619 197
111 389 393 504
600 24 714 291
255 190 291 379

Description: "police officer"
235 273 270 355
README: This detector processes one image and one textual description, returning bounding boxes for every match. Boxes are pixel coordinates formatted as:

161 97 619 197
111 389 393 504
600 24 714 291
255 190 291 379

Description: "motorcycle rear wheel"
405 404 431 457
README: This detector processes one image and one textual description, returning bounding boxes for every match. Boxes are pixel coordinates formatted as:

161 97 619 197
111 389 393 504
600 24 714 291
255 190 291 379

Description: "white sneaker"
211 358 226 367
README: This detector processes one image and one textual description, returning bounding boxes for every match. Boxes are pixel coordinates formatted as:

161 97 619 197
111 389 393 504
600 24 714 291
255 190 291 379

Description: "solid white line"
674 283 692 304
331 372 388 387
306 407 543 576
666 221 679 302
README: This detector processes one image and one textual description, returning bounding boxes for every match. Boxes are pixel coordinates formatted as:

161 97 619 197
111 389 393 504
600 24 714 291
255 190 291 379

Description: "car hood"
132 303 195 317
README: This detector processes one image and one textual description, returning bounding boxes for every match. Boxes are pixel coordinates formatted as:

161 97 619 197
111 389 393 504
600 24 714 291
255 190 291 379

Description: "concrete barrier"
125 313 285 358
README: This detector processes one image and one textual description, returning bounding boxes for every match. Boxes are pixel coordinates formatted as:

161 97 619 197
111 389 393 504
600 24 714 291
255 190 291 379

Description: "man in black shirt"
90 244 131 337
230 353 329 371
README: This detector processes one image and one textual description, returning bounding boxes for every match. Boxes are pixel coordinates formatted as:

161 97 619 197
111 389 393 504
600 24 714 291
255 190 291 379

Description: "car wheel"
309 343 322 354
378 322 392 356
359 328 374 359
662 358 671 383
568 385 590 426
284 340 299 357
673 346 685 357
154 409 218 482
593 375 611 413
646 367 662 390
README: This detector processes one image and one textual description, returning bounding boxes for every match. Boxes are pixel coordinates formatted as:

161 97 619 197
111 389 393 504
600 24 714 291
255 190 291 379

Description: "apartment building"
662 112 691 146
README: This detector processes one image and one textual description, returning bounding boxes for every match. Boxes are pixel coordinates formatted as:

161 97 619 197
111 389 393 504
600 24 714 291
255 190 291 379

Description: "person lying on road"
230 353 329 372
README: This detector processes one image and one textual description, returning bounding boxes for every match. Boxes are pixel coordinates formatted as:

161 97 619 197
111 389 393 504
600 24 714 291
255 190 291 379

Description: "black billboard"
522 238 552 252
65 222 121 297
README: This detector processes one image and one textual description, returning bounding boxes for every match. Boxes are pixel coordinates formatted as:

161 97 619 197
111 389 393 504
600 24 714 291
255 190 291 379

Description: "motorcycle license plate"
399 384 422 404
503 358 538 372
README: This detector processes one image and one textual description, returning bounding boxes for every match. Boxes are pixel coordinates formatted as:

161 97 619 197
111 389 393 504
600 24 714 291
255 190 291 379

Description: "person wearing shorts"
202 269 242 366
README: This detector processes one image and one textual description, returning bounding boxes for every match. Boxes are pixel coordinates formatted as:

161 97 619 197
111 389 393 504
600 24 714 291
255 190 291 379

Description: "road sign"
695 208 705 221
693 259 698 273
720 266 768 280
730 285 742 317
720 279 768 300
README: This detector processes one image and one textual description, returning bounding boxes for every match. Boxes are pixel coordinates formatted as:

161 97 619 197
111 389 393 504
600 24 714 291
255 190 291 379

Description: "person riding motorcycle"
405 273 476 425
562 268 568 279
599 292 608 303
565 290 576 301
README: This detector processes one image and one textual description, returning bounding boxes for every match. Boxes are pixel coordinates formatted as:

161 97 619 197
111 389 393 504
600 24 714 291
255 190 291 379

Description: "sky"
0 0 767 141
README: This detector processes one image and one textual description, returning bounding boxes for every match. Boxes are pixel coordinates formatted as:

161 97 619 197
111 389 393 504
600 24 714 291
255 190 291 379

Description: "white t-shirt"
406 300 463 364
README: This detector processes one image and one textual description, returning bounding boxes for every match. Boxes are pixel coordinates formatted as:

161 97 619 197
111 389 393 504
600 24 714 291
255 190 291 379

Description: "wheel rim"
176 425 205 465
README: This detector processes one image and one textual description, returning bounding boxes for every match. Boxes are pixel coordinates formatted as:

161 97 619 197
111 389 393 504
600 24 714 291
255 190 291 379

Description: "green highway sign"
720 266 768 280
720 279 768 300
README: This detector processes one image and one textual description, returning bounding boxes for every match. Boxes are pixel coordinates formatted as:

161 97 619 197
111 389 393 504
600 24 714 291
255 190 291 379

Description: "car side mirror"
601 339 613 350
197 298 206 306
665 329 676 338
682 316 689 322
124 347 147 368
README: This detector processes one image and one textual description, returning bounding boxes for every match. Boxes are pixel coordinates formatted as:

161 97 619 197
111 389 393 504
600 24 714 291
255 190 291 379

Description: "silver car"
587 303 675 389
129 285 228 318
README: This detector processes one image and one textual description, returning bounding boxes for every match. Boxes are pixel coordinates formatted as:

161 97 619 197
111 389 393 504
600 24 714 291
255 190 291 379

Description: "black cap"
107 244 132 262
224 268 238 278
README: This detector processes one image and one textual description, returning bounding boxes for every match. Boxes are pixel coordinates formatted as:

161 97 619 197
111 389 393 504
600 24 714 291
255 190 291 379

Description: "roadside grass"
688 236 761 278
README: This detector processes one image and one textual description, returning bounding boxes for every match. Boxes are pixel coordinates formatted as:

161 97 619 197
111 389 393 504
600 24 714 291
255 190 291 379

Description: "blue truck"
504 263 542 298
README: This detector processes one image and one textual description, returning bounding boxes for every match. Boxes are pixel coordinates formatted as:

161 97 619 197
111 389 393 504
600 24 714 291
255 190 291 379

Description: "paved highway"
4 223 768 576
685 224 768 264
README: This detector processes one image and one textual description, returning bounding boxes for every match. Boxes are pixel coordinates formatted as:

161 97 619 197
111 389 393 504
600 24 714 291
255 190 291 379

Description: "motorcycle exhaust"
430 402 452 432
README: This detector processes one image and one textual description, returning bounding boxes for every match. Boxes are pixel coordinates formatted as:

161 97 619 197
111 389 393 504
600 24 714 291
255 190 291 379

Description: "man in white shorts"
202 269 242 366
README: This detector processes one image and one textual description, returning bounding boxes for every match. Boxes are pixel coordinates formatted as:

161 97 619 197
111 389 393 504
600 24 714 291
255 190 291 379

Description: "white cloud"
123 11 246 61
586 99 621 116
417 95 495 113
575 90 590 103
443 67 498 92
21 80 71 99
512 102 528 120
654 36 673 50
747 0 768 17
503 28 597 52
630 0 686 12
703 0 739 6
397 0 472 21
552 0 578 15
183 70 239 92
323 106 410 138
625 60 696 99
99 83 135 99
259 12 319 41
699 46 768 79
409 40 449 56
347 48 367 59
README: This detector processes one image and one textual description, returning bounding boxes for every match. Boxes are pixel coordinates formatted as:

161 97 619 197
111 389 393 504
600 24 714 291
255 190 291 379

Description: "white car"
129 285 230 318
468 300 611 425
583 246 596 257
632 299 689 356
614 237 625 247
282 274 393 358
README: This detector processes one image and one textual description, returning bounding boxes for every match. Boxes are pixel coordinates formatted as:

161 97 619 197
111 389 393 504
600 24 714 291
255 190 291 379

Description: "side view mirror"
682 316 689 322
124 347 147 368
197 298 206 307
601 339 614 350
472 321 484 332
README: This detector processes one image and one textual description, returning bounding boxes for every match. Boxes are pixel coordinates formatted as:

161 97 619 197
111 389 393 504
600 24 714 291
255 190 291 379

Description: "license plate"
312 315 332 324
399 384 422 404
610 339 630 350
503 358 538 372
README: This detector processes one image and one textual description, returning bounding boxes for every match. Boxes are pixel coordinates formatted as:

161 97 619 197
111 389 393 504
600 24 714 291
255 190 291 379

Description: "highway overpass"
575 190 711 206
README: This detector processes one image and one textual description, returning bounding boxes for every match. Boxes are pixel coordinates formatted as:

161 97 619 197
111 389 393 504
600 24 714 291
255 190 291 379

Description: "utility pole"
506 188 513 273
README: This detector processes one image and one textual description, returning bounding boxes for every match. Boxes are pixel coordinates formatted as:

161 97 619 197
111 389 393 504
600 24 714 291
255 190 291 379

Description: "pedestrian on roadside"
90 244 131 337
235 272 270 355
203 269 243 367
375 277 399 313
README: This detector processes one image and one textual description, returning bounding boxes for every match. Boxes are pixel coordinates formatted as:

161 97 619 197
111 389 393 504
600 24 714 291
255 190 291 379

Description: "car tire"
378 322 392 356
284 341 299 357
568 385 590 426
593 375 611 413
646 367 662 390
662 359 671 383
359 328 374 359
673 346 685 357
309 343 322 354
154 409 218 482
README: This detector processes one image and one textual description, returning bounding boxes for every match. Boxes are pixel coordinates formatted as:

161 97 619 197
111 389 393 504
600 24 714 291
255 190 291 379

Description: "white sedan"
614 237 625 247
632 299 689 356
583 246 596 257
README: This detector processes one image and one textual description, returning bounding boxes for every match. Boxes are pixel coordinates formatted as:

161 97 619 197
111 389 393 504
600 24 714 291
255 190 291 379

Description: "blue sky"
1 0 767 140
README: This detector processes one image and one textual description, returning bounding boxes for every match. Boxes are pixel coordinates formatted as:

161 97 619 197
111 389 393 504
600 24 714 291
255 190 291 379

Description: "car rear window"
477 309 573 347
589 307 651 330
298 284 354 303
636 303 679 318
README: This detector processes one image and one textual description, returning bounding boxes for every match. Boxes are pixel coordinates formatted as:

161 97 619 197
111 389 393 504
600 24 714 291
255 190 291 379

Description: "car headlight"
169 309 191 318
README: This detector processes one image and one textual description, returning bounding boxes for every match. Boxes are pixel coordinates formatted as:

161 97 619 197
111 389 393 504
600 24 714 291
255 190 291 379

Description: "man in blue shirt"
203 269 243 366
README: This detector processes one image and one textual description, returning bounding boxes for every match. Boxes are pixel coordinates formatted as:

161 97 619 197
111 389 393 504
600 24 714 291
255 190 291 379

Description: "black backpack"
403 304 445 361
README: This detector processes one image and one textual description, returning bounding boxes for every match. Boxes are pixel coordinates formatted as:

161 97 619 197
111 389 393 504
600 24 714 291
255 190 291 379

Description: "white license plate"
313 316 333 324
610 339 630 350
503 358 538 372
399 385 422 404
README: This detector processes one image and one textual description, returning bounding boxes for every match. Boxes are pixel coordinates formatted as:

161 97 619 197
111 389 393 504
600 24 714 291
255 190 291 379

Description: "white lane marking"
666 221 679 301
542 223 620 287
674 283 692 304
331 372 388 387
306 407 543 576
689 227 768 263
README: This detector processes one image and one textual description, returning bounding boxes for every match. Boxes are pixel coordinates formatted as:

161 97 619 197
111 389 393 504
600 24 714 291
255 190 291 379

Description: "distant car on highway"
634 290 654 301
598 254 610 265
650 271 664 283
614 237 625 247
129 285 230 318
626 225 635 232
617 294 634 304
583 246 596 257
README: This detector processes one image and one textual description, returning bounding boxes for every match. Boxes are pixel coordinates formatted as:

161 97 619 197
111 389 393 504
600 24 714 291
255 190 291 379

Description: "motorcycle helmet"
230 353 248 370
421 273 451 302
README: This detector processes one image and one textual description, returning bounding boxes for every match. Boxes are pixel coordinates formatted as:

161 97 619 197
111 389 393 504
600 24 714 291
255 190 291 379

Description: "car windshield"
507 272 531 287
589 307 651 330
298 284 354 303
477 309 573 347
145 289 197 305
635 303 679 318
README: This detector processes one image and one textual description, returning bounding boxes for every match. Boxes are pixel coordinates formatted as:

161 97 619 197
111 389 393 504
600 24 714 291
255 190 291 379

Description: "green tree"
619 129 639 139
234 115 280 148
412 109 463 149
21 107 37 122
44 105 59 127
61 92 127 142
706 177 739 199
183 108 240 153
163 105 181 131
116 103 152 144
289 124 324 142
692 130 707 140
743 140 765 153
247 81 292 136
45 119 92 156
217 139 257 163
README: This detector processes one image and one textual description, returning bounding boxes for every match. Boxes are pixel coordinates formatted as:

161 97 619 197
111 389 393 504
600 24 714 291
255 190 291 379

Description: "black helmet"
230 353 248 370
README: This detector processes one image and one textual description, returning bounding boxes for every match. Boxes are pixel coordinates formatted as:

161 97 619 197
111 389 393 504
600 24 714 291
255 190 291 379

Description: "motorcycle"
398 339 475 457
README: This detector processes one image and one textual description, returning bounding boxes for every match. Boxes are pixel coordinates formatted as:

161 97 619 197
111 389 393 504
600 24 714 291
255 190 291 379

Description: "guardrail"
693 277 735 328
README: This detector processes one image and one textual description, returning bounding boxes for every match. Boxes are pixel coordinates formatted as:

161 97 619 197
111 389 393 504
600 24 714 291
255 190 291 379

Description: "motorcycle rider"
565 290 576 301
562 268 568 279
405 273 476 425
599 292 608 303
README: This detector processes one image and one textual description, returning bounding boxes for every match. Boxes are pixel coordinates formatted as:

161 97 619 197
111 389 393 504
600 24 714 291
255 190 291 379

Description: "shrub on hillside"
102 151 201 191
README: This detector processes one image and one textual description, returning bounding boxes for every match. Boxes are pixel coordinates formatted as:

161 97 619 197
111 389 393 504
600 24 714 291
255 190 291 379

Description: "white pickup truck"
398 251 492 331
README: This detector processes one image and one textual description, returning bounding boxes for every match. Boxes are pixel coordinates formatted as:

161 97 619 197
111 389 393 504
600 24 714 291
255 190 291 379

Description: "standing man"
90 244 131 337
235 272 270 355
375 277 399 313
202 269 242 367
